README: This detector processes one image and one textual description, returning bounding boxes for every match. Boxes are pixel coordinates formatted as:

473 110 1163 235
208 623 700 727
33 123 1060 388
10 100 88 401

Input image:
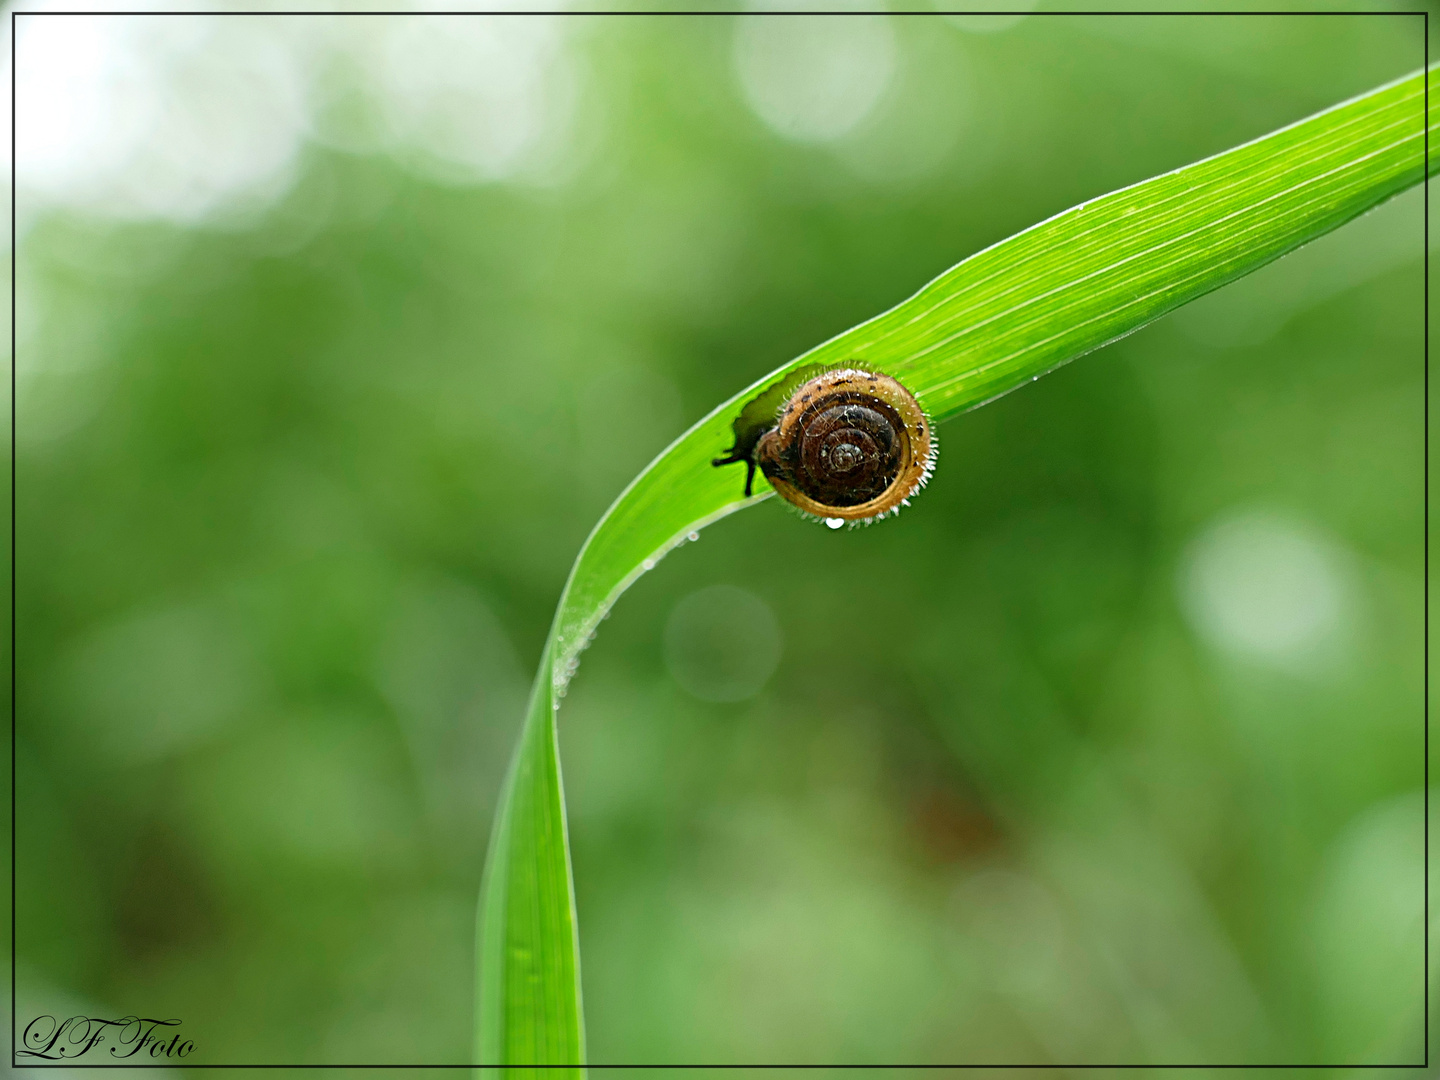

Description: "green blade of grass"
476 67 1434 1073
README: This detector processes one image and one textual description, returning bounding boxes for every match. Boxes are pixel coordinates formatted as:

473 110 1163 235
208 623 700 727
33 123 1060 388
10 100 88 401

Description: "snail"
712 364 935 523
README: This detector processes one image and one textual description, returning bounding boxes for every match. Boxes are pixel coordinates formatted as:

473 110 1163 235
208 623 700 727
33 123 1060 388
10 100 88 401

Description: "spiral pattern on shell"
712 366 934 523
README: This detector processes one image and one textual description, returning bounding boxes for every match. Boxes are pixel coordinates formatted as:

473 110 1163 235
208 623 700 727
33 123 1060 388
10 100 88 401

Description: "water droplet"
825 517 844 530
688 532 700 542
642 558 656 571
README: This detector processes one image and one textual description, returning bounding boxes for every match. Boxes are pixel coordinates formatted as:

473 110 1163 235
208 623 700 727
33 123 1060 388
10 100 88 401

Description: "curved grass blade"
476 67 1435 1073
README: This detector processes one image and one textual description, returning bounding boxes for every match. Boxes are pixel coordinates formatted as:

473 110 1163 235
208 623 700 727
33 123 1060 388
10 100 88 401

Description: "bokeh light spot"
1179 509 1349 668
17 15 307 224
377 15 575 185
51 603 257 766
664 585 782 703
733 14 896 143
938 1 1040 36
1309 792 1425 1060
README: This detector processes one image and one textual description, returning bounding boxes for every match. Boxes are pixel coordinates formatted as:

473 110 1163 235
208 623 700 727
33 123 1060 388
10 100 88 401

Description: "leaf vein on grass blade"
901 110 1422 356
873 77 1423 352
911 124 1426 403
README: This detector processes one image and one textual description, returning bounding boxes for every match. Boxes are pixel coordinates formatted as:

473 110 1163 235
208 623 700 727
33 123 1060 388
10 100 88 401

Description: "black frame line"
8 3 15 1074
1424 6 1431 1071
0 8 1428 15
8 6 1428 1077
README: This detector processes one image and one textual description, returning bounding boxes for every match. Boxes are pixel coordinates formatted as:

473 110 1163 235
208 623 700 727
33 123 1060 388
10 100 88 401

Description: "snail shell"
713 366 935 523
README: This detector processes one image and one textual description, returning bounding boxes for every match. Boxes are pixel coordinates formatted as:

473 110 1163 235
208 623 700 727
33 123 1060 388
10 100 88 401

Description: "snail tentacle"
710 450 758 497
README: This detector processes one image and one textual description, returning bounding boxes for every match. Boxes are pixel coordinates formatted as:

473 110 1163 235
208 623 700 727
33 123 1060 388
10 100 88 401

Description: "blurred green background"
11 5 1432 1067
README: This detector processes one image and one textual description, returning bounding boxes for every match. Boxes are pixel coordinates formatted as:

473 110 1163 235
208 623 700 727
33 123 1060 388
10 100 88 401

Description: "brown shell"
755 368 934 522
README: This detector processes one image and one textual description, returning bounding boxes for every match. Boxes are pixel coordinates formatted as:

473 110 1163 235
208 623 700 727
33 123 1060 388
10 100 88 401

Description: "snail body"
713 366 935 523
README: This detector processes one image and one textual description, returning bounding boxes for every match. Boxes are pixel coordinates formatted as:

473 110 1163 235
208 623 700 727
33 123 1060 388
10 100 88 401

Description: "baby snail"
712 364 935 524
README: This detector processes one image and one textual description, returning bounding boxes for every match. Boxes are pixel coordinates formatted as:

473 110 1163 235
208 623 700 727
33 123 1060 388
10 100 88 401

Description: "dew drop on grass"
825 517 844 530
